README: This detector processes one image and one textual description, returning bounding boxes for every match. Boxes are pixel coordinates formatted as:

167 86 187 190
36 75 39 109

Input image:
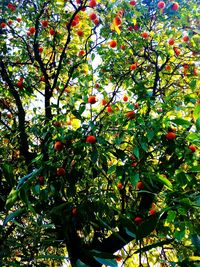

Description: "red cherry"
126 111 135 119
41 20 48 27
157 1 165 9
86 135 97 144
188 145 197 153
149 209 156 215
7 3 16 11
29 27 36 35
49 29 55 35
171 2 179 11
110 40 117 48
78 50 85 56
136 181 144 190
128 26 134 31
102 99 107 106
95 83 99 89
89 0 97 8
38 47 43 53
133 24 139 30
141 32 148 39
38 176 44 185
130 1 136 6
54 141 63 151
107 106 113 113
114 17 122 26
93 18 99 25
165 132 176 140
1 22 7 28
57 167 66 176
165 65 171 71
116 256 122 262
16 81 23 89
134 103 139 109
88 95 96 104
130 63 137 70
131 162 137 167
77 29 84 37
134 216 143 225
174 47 180 56
168 38 175 45
183 35 189 42
117 183 123 190
89 13 97 21
123 95 128 102
72 207 77 216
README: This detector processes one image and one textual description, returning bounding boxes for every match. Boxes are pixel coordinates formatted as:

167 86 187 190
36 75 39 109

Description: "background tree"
0 0 200 266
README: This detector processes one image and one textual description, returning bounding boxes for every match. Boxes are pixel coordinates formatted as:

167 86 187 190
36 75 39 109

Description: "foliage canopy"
0 0 200 266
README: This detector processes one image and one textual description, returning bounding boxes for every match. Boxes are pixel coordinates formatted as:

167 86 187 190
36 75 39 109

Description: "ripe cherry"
134 216 143 225
86 135 97 144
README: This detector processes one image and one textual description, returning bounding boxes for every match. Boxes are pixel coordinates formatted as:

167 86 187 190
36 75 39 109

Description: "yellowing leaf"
189 256 200 261
132 18 137 26
149 31 154 37
71 118 81 129
110 19 121 35
56 0 65 6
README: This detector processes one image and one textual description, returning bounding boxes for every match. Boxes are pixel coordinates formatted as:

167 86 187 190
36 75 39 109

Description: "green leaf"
171 118 191 127
125 227 136 238
188 166 200 172
141 142 148 151
134 239 174 254
32 184 40 195
194 104 200 120
115 149 126 160
186 133 200 143
16 168 41 189
1 263 21 267
120 215 137 232
35 255 68 260
108 165 116 174
91 53 95 61
176 172 188 187
196 117 200 131
19 188 29 206
94 257 118 267
79 103 86 115
157 174 173 190
72 110 82 121
191 234 200 252
41 224 55 229
133 146 139 159
76 259 90 267
147 130 155 141
130 172 139 186
137 214 159 239
90 250 117 260
91 148 98 163
50 203 67 216
2 163 15 187
5 189 19 210
190 80 197 90
174 230 185 241
166 210 176 223
97 216 127 245
3 208 25 226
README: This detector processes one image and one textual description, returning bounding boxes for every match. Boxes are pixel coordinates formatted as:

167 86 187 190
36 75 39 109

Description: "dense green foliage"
0 0 200 266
